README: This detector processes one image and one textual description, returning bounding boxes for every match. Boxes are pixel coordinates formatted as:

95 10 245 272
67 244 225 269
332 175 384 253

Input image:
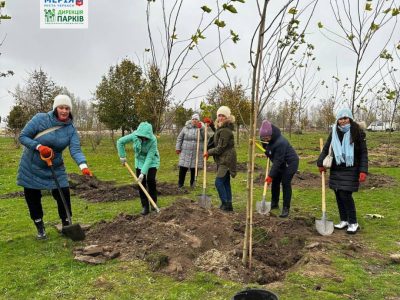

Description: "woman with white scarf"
317 108 368 234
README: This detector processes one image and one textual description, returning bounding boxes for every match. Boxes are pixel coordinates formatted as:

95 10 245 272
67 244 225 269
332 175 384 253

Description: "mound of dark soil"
84 199 317 284
68 174 188 203
255 171 396 189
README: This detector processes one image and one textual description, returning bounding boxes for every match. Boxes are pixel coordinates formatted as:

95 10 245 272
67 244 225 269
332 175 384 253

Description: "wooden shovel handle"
124 162 160 212
203 124 208 190
195 127 200 177
262 158 270 197
319 138 326 213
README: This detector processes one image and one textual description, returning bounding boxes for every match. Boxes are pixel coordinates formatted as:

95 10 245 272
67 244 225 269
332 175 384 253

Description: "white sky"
1 0 399 124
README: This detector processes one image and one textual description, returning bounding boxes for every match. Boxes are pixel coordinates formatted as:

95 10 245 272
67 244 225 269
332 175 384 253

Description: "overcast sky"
1 0 399 123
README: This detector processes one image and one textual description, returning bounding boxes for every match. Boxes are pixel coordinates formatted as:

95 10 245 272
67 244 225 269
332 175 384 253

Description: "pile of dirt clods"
82 199 316 284
68 174 188 203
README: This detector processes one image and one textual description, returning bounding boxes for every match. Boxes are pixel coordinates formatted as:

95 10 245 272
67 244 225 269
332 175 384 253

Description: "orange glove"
176 150 181 155
203 117 213 125
359 172 367 182
319 166 326 174
196 122 202 128
203 152 209 160
38 145 53 158
265 176 272 185
82 168 93 176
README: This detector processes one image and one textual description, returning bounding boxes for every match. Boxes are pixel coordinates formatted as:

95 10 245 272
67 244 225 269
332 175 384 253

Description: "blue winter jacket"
262 125 299 177
17 111 87 189
117 122 160 175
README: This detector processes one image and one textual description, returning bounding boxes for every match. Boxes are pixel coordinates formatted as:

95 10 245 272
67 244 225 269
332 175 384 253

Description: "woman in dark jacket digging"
259 120 299 218
203 106 237 211
317 107 368 234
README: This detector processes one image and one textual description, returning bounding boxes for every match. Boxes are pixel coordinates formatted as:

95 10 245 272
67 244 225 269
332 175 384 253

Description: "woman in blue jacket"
259 120 299 218
117 121 160 215
17 95 93 239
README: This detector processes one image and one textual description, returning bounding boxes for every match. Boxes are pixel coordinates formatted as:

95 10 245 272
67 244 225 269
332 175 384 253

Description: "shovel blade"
198 194 211 209
62 223 86 241
256 200 271 215
315 218 334 236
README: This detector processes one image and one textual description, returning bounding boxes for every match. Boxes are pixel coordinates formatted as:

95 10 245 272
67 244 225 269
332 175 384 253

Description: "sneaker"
346 223 360 234
334 221 348 229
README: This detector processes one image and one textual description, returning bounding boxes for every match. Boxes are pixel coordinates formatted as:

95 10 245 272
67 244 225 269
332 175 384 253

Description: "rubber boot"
279 207 289 218
34 219 47 240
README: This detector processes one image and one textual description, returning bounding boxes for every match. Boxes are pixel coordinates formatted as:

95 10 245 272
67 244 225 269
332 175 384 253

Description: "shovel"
193 126 201 187
198 124 211 209
315 138 334 236
256 158 271 214
41 153 85 241
124 162 160 213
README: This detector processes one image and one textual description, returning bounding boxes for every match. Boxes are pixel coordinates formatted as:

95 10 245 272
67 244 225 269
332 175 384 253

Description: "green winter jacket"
208 118 237 178
117 122 160 175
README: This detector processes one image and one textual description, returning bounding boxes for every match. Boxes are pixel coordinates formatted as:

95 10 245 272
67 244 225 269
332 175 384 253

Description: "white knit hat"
53 95 72 112
191 113 200 120
217 106 231 118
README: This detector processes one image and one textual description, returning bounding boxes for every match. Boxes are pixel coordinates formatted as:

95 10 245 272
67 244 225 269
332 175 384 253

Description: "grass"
0 131 399 299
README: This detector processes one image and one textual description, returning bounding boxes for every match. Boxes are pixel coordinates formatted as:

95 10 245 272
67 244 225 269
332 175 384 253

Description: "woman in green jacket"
204 106 237 211
117 122 160 215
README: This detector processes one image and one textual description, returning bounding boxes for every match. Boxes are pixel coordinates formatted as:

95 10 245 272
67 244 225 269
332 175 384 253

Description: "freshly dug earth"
83 198 368 284
68 174 188 203
255 171 396 189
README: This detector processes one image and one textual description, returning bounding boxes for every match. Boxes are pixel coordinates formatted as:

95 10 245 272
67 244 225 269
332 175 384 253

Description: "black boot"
271 202 279 209
34 219 47 240
141 207 150 215
61 218 70 235
219 203 227 210
223 203 233 212
279 207 289 218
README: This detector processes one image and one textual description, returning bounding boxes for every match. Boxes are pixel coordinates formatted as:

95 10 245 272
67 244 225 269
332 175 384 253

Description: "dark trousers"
24 187 71 222
178 166 195 187
136 167 157 208
215 171 232 205
334 190 357 224
271 169 295 209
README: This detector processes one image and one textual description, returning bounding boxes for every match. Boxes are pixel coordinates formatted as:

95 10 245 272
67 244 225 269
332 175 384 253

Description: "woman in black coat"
260 120 299 218
317 107 368 234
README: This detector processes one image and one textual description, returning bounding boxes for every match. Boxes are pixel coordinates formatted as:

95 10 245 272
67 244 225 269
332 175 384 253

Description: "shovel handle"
262 158 270 197
124 162 160 213
319 138 326 213
203 124 208 190
195 127 200 178
40 151 54 167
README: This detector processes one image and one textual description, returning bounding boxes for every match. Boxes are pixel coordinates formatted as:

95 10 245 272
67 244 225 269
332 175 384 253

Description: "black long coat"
317 127 368 192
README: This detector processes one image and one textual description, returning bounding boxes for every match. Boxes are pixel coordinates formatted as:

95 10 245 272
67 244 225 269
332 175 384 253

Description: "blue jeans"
215 171 232 205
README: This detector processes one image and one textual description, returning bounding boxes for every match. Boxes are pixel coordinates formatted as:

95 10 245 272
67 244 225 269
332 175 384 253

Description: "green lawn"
0 131 399 300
